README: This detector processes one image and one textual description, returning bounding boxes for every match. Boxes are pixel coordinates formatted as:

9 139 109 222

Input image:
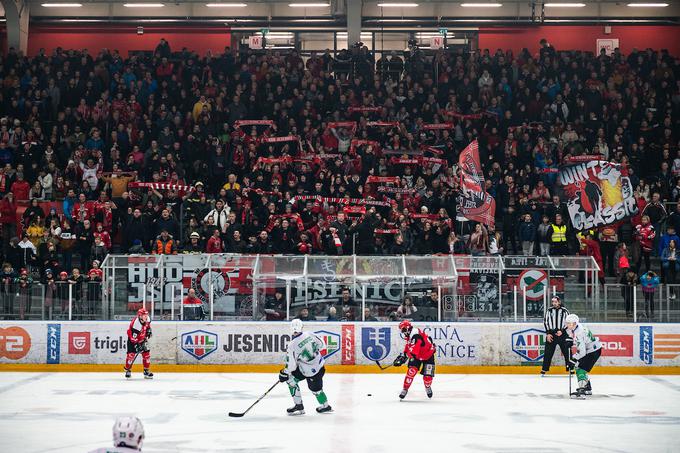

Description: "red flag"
457 140 496 227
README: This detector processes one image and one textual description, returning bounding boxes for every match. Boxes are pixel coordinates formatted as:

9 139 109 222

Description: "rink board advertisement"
1 321 679 368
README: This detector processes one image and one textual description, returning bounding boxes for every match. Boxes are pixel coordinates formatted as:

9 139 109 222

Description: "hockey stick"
375 360 393 370
228 381 280 418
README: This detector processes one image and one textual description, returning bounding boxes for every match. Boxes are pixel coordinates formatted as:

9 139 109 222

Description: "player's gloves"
393 353 407 367
135 342 144 353
147 327 153 338
568 358 578 370
278 369 289 383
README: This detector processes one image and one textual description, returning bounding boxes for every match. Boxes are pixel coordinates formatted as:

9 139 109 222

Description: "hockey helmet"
137 308 149 318
113 416 144 449
290 318 304 335
398 320 413 337
565 314 579 325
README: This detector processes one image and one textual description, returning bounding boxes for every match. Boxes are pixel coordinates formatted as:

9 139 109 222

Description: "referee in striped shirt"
541 296 571 375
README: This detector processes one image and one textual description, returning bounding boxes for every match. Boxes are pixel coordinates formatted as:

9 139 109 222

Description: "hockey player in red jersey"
124 308 153 379
393 320 436 399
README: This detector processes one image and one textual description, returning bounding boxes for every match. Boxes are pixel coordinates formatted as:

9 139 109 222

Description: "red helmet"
399 320 413 336
137 308 149 317
59 271 68 279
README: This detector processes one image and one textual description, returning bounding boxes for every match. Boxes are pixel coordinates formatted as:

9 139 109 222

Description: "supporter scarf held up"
456 140 496 227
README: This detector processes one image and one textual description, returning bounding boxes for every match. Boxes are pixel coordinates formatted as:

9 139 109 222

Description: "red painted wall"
478 25 680 56
27 25 232 57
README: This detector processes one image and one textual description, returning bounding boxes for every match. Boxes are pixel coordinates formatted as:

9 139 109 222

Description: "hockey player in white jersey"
278 319 333 415
88 416 144 452
566 314 602 397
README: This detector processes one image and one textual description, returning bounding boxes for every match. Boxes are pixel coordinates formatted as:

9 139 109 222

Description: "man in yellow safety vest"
549 214 570 255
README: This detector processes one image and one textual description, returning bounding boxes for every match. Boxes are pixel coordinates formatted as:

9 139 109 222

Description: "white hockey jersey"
571 323 602 360
88 447 139 453
284 332 326 377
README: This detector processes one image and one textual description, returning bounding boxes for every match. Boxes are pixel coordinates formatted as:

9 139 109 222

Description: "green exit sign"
261 28 270 35
439 28 448 36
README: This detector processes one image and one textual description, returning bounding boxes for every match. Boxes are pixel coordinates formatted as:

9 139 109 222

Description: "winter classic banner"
558 160 638 231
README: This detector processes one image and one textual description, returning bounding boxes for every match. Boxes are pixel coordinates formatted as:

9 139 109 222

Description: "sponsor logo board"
639 326 680 364
361 327 391 362
599 334 633 357
47 324 61 364
314 330 340 359
68 332 91 355
0 326 31 360
182 330 218 360
511 328 545 362
341 324 355 365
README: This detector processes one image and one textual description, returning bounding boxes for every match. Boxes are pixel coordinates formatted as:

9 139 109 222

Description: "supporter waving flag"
457 140 496 227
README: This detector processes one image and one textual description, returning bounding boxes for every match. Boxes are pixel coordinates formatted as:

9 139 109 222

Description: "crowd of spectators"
0 37 679 309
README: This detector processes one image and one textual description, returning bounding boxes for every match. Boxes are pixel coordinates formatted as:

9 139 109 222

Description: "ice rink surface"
1 372 679 453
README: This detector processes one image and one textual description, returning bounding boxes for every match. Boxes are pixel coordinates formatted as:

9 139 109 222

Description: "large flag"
457 140 496 227
558 159 638 230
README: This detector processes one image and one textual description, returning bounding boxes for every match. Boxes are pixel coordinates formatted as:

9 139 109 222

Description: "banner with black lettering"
558 160 638 231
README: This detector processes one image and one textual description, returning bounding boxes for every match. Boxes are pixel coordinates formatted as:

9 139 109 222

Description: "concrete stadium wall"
1 321 679 373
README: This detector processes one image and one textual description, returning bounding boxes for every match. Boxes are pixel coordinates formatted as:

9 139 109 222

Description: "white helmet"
290 318 304 335
565 314 579 325
113 416 144 450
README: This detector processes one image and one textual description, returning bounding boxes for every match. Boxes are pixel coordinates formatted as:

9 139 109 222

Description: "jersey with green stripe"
571 324 601 360
285 332 325 377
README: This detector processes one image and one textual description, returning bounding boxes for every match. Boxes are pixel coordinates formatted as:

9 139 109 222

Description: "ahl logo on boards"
68 332 91 354
511 328 545 362
182 330 218 360
361 327 391 361
639 326 680 365
314 330 340 359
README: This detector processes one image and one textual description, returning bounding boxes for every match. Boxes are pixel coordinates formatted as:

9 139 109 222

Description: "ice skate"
316 404 333 414
399 389 408 400
426 387 433 399
287 403 305 415
584 380 592 395
124 369 131 379
143 369 153 379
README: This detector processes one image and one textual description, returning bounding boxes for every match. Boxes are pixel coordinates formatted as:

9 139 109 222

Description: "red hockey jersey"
127 317 150 345
403 328 436 361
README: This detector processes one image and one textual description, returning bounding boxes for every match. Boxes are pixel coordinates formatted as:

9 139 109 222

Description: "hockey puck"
367 393 372 396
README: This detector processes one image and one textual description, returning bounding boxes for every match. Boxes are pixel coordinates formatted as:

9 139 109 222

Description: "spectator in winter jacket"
10 173 30 202
640 271 660 320
154 208 180 238
0 192 17 253
153 230 178 255
123 208 149 252
634 215 656 273
536 215 551 256
518 214 537 256
183 232 204 253
204 199 231 235
206 229 223 253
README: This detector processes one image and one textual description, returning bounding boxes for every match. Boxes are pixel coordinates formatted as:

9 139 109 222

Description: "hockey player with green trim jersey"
278 319 333 415
566 314 602 397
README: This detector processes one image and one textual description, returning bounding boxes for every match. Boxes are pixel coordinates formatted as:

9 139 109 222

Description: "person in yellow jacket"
548 214 570 255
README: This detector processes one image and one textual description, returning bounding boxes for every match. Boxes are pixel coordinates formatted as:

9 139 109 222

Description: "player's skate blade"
143 370 154 379
399 389 408 400
287 404 305 416
570 390 586 399
316 405 333 414
584 381 592 395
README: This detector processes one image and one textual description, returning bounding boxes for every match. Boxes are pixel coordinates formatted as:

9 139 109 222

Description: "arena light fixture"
206 3 248 7
288 3 330 7
41 3 83 6
123 3 165 7
544 3 586 6
460 3 503 6
378 3 419 7
627 3 668 6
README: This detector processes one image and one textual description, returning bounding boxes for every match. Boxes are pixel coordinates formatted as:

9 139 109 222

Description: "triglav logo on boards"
511 328 545 362
361 327 391 362
68 332 91 355
0 326 31 360
182 330 218 360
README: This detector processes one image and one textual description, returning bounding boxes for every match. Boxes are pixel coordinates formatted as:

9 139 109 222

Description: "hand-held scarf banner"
456 140 496 227
366 121 400 128
261 135 299 143
289 195 392 207
366 176 400 184
558 160 638 231
348 106 383 114
422 123 454 130
349 139 380 155
233 120 274 129
128 182 194 192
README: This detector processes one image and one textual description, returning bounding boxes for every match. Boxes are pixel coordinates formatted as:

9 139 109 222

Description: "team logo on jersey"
639 326 680 364
0 326 31 360
182 330 218 360
47 324 61 364
511 328 545 362
361 327 391 361
68 332 91 354
313 330 340 359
